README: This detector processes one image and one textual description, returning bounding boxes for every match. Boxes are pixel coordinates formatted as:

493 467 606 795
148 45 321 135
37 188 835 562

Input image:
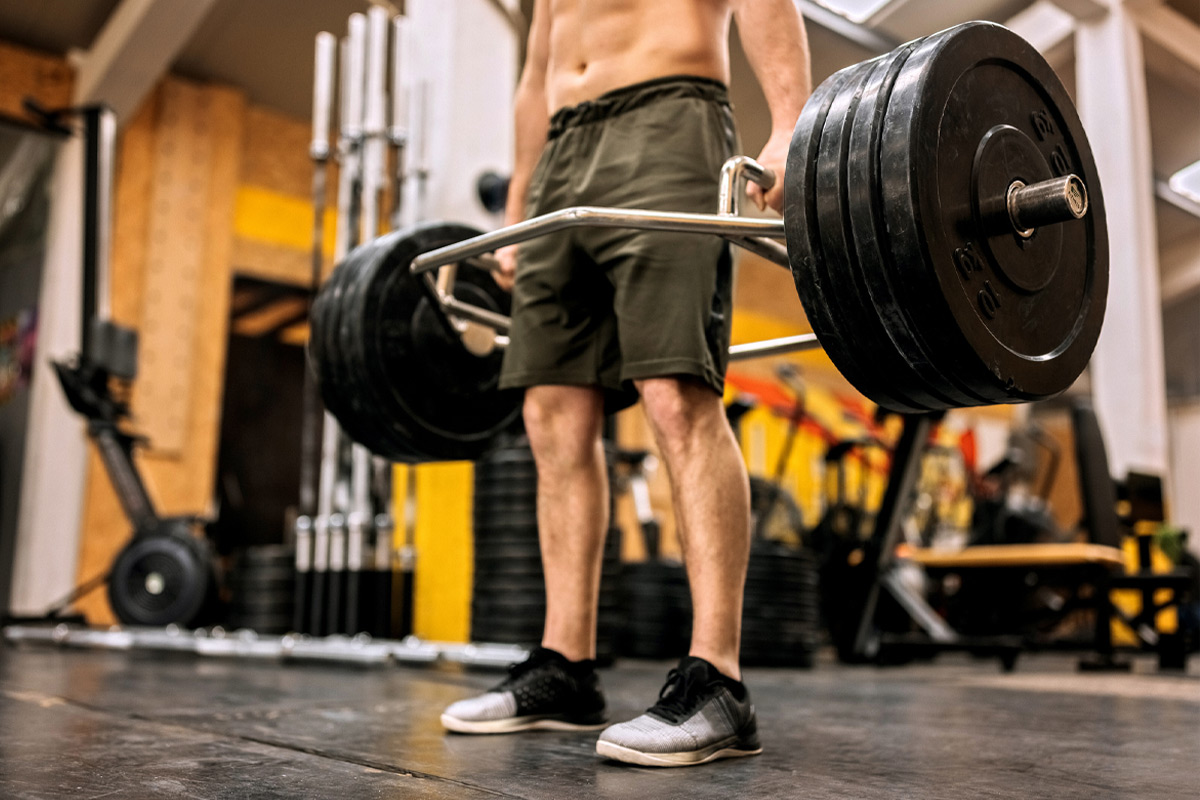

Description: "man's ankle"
539 641 595 664
686 649 741 683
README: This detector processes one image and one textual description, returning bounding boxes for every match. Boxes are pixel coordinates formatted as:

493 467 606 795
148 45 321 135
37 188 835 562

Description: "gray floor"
1 643 1198 799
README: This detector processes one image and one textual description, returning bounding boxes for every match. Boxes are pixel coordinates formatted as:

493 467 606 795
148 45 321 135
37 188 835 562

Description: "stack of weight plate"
784 21 1105 414
742 539 821 667
741 481 821 667
618 560 691 659
307 221 522 463
470 434 622 662
225 545 296 634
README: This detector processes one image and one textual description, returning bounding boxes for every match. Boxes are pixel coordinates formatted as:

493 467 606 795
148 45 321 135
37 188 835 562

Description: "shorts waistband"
547 75 729 140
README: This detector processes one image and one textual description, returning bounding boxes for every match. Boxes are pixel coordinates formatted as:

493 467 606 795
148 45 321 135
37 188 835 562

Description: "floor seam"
39 692 529 800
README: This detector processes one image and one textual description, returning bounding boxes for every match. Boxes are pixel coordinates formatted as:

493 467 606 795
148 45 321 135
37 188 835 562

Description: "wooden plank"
909 543 1126 569
0 41 72 122
231 296 309 337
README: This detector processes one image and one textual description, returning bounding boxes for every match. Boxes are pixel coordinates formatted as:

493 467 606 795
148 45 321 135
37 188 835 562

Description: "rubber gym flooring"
1 644 1197 799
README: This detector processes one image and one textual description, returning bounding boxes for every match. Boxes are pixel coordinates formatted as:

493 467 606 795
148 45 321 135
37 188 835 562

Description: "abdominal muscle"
545 0 731 111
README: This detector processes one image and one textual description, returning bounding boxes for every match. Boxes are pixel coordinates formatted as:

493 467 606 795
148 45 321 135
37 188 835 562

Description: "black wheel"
108 532 214 627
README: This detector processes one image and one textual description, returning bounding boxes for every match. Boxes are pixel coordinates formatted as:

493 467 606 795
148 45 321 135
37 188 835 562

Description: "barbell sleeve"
1007 174 1088 236
310 33 336 161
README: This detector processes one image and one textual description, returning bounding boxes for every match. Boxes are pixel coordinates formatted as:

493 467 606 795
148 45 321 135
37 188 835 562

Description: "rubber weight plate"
335 233 442 461
879 21 1106 406
313 238 420 459
359 223 522 461
785 65 880 404
842 40 980 410
813 54 939 413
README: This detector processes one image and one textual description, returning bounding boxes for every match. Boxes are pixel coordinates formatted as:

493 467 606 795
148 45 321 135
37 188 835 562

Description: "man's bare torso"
544 0 732 111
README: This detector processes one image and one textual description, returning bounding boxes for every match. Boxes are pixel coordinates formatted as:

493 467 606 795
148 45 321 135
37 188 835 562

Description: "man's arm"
731 0 812 213
495 0 552 290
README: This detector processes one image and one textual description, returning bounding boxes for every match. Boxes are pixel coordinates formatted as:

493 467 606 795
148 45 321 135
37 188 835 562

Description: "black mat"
1 645 1197 799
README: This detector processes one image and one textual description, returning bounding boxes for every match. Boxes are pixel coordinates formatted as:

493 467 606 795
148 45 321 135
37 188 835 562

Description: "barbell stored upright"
308 21 1107 463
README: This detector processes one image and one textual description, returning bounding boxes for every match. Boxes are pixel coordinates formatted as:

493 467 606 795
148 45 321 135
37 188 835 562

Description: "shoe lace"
647 667 709 723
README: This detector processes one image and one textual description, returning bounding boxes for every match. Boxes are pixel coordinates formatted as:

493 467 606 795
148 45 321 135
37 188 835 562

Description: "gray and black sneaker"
441 647 608 734
596 656 761 767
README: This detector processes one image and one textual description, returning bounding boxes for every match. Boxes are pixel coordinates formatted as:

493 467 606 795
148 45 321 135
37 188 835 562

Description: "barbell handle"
718 156 777 216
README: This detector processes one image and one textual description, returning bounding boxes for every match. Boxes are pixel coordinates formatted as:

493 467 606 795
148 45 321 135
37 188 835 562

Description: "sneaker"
441 647 608 734
596 656 761 767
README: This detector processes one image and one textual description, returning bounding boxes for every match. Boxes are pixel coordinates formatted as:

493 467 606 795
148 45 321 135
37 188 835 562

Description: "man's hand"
747 132 791 214
492 244 519 292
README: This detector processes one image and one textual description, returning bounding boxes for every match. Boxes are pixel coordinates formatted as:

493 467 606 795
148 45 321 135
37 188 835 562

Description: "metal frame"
3 624 529 669
411 155 823 362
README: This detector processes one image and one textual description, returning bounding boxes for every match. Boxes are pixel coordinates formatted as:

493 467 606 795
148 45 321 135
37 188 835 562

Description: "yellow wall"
394 463 475 642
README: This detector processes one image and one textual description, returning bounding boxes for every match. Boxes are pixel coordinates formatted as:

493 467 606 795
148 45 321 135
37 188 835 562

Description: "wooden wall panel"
241 106 312 198
107 93 162 325
231 237 310 286
133 80 214 455
144 83 245 511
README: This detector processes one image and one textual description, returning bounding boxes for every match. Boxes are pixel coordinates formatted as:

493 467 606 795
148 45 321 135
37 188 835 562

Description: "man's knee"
637 377 724 446
523 385 606 463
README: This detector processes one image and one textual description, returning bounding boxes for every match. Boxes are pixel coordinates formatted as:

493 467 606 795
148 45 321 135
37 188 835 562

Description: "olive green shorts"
499 75 739 412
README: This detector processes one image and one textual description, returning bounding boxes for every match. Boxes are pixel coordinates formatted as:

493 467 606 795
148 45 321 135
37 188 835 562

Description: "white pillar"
1075 4 1170 480
405 0 517 229
10 139 87 614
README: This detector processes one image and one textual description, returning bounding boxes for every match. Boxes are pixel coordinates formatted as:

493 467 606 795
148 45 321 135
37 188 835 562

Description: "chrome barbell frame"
411 155 822 362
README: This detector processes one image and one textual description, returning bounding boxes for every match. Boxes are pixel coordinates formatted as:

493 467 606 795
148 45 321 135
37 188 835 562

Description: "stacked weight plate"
741 482 821 667
225 545 296 634
618 560 691 659
614 481 820 667
470 434 622 662
784 22 1107 413
308 222 523 462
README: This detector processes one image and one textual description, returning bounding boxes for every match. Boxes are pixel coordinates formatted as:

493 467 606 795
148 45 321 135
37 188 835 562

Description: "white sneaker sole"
441 713 609 734
595 739 762 767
